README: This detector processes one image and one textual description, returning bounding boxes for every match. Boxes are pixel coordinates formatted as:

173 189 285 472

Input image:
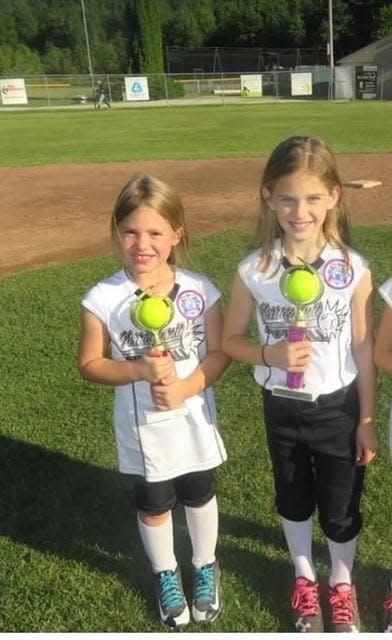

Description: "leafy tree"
163 0 215 48
42 45 78 74
0 44 44 75
0 3 18 50
0 0 390 76
288 0 306 46
131 0 164 73
0 0 39 49
374 4 392 39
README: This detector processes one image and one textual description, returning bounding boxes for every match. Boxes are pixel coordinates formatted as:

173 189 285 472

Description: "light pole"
328 0 334 68
328 0 334 99
80 0 96 106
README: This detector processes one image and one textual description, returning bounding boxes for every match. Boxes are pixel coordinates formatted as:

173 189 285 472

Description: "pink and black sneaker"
328 583 360 632
383 584 392 633
291 577 324 632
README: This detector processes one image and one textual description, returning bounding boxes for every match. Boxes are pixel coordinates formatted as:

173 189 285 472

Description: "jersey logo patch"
177 290 205 319
323 259 353 289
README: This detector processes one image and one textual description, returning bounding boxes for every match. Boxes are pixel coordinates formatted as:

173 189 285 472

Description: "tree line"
0 0 391 76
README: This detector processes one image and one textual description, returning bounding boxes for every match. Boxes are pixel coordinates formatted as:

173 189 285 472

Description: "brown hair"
254 136 351 270
111 174 189 265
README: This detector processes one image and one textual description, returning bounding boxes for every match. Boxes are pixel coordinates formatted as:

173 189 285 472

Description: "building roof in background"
338 34 392 66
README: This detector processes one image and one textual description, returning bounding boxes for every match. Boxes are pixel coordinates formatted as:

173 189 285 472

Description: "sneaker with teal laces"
154 566 190 629
192 560 222 623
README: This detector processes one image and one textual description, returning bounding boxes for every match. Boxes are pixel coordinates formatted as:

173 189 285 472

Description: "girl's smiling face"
265 169 340 246
117 205 182 278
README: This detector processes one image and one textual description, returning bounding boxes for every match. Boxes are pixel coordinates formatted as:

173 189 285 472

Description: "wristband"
261 344 271 367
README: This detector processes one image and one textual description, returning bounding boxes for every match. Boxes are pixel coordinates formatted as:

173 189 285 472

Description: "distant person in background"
96 80 111 108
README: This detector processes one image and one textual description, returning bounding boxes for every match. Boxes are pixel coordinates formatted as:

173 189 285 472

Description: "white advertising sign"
240 74 262 97
0 78 28 105
124 76 150 101
291 72 312 96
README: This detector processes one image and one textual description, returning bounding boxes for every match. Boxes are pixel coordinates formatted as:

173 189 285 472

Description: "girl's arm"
374 304 392 375
151 300 231 409
222 271 312 372
351 267 378 465
222 271 262 364
78 308 175 386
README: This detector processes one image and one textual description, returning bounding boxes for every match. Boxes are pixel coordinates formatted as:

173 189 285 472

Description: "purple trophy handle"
287 324 306 389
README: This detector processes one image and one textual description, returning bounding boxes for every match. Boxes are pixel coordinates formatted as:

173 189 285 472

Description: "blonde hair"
111 174 189 265
255 136 351 270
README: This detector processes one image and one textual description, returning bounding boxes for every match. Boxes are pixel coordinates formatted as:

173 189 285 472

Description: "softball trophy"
130 288 188 421
130 288 174 353
272 264 324 402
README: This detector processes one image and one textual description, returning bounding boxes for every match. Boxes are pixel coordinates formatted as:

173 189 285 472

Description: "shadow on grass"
0 435 388 632
0 435 144 588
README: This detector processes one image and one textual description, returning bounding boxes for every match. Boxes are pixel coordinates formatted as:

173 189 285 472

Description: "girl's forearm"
353 343 377 425
79 357 143 386
222 335 262 366
179 351 231 399
374 351 392 376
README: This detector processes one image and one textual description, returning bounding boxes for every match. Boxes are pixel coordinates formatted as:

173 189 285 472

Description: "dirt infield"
1 154 390 277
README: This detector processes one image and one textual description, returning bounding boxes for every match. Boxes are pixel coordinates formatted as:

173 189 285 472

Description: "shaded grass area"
0 227 391 631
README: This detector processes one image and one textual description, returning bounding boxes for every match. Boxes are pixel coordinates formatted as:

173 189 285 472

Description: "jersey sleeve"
237 251 263 298
81 282 108 326
379 277 392 307
203 276 221 310
182 271 221 311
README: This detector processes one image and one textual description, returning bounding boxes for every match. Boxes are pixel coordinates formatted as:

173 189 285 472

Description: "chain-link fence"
165 46 328 74
0 67 389 109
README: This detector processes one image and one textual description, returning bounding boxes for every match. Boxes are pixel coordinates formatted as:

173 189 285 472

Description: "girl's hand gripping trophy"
272 264 324 402
130 288 188 419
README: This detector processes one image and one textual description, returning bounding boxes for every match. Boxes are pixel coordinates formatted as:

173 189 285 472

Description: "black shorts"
262 381 365 542
126 469 217 515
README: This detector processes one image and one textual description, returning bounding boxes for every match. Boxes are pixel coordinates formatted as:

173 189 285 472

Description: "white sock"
185 496 218 568
327 536 357 587
281 516 316 581
137 512 177 574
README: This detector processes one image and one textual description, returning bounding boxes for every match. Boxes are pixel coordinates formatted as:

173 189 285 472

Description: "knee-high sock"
282 516 316 581
185 496 218 568
137 512 177 574
327 536 357 587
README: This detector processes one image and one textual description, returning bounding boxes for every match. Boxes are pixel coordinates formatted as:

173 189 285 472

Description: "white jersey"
379 276 392 308
81 268 227 481
238 240 369 396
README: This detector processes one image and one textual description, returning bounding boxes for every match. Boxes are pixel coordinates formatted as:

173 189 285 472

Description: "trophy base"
272 385 319 402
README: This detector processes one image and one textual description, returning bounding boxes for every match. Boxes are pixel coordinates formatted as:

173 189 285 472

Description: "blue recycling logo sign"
125 76 149 101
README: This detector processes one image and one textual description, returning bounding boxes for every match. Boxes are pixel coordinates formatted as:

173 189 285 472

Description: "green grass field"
0 103 391 632
1 101 392 166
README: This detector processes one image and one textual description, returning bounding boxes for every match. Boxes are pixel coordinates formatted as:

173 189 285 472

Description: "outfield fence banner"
0 66 389 109
0 78 28 105
240 74 262 97
355 65 378 100
291 72 312 96
124 76 149 101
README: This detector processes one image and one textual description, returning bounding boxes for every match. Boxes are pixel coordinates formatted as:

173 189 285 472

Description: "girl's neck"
125 263 176 295
282 236 327 266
